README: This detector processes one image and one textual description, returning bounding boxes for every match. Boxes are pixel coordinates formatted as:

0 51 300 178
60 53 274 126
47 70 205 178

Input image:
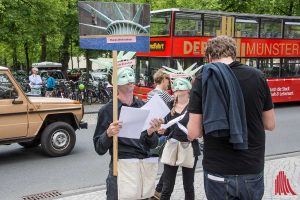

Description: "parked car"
40 70 67 83
0 66 87 157
79 71 107 87
67 69 83 82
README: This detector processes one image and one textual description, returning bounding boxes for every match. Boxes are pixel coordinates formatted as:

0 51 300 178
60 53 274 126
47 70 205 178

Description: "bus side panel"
267 78 300 103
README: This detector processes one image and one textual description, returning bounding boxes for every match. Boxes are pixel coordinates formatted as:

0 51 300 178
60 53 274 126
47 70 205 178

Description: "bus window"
258 58 280 77
175 12 202 36
174 58 203 70
260 19 282 38
284 22 300 39
204 14 221 36
235 18 258 38
136 58 149 86
150 11 171 36
281 58 300 77
244 58 258 68
136 57 171 87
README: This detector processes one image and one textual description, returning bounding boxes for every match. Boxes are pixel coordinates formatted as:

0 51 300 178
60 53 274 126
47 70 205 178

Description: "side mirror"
12 98 23 104
11 91 23 104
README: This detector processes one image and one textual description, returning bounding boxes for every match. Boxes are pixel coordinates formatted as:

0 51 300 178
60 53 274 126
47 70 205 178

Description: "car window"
0 74 18 99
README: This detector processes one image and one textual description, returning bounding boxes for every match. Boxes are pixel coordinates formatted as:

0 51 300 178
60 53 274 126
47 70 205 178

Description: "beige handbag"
160 138 179 166
176 142 195 168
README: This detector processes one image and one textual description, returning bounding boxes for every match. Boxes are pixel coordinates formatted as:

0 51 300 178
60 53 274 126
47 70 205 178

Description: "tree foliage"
0 0 299 70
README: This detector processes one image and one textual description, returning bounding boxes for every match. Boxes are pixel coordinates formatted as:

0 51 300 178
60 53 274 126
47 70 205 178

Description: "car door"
0 72 28 140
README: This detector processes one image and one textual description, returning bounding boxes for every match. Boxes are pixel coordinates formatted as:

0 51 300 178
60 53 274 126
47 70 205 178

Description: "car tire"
18 139 40 148
41 122 76 157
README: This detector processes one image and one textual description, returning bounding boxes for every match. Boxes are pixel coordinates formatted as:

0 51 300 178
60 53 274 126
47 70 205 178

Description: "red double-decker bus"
134 8 300 103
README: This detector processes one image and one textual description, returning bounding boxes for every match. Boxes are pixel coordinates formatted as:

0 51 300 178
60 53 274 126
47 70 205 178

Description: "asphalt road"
0 103 300 200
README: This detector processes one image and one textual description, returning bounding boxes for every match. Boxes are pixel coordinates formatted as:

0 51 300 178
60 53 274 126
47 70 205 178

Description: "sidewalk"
55 152 300 200
83 104 103 114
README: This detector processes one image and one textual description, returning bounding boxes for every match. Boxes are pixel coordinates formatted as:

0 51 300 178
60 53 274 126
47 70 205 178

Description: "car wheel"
18 139 40 148
41 122 76 157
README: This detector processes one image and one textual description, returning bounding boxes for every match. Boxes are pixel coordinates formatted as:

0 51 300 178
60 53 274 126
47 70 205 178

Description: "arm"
37 75 42 85
263 109 275 131
187 77 203 141
93 109 113 155
140 118 163 148
140 130 158 149
187 113 203 140
262 79 275 131
29 75 34 85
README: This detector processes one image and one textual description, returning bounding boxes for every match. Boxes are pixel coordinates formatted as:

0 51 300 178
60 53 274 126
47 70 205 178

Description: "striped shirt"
147 89 173 104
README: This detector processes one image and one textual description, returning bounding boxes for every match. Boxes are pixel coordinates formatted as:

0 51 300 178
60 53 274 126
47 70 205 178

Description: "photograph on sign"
78 2 150 52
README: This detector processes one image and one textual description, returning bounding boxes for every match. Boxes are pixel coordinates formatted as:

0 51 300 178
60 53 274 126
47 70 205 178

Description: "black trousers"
160 158 198 200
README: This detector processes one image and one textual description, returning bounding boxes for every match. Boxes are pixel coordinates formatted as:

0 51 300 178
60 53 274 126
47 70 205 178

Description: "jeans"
160 158 198 200
106 162 118 200
204 170 264 200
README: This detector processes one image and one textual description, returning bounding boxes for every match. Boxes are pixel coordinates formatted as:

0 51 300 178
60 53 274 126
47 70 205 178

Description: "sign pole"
112 50 118 176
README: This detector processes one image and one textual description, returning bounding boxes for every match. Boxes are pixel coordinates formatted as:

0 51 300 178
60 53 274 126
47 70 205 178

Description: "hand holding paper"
141 93 170 131
160 112 186 130
118 106 150 139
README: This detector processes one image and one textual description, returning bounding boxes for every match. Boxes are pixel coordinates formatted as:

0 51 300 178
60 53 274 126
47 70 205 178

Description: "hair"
32 67 38 72
153 68 169 84
205 35 237 60
171 95 178 116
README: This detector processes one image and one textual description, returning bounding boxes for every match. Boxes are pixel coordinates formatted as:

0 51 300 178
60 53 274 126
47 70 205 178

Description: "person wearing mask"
29 67 42 95
188 35 275 200
93 64 163 200
159 76 201 200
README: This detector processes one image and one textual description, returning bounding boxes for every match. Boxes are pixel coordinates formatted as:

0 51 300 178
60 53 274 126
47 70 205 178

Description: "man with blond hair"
188 35 275 200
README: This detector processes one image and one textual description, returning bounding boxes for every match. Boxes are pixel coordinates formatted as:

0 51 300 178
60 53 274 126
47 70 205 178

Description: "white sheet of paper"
160 113 186 129
118 106 150 139
141 93 170 130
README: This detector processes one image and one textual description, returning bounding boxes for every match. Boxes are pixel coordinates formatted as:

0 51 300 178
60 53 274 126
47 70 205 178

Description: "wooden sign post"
78 1 151 178
112 50 118 176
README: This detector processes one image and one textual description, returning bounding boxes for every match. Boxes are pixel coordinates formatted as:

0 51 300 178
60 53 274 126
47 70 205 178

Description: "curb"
84 111 98 114
56 151 300 199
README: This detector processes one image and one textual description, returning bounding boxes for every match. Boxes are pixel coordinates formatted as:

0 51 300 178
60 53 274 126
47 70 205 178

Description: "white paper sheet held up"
141 93 170 130
160 112 186 129
118 106 150 139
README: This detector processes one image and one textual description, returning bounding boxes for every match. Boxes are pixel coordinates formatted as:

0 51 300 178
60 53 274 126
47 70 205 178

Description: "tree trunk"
24 42 30 75
70 38 73 69
40 33 47 62
77 56 80 68
296 0 300 15
288 0 294 16
60 33 70 74
85 50 91 82
12 46 18 69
